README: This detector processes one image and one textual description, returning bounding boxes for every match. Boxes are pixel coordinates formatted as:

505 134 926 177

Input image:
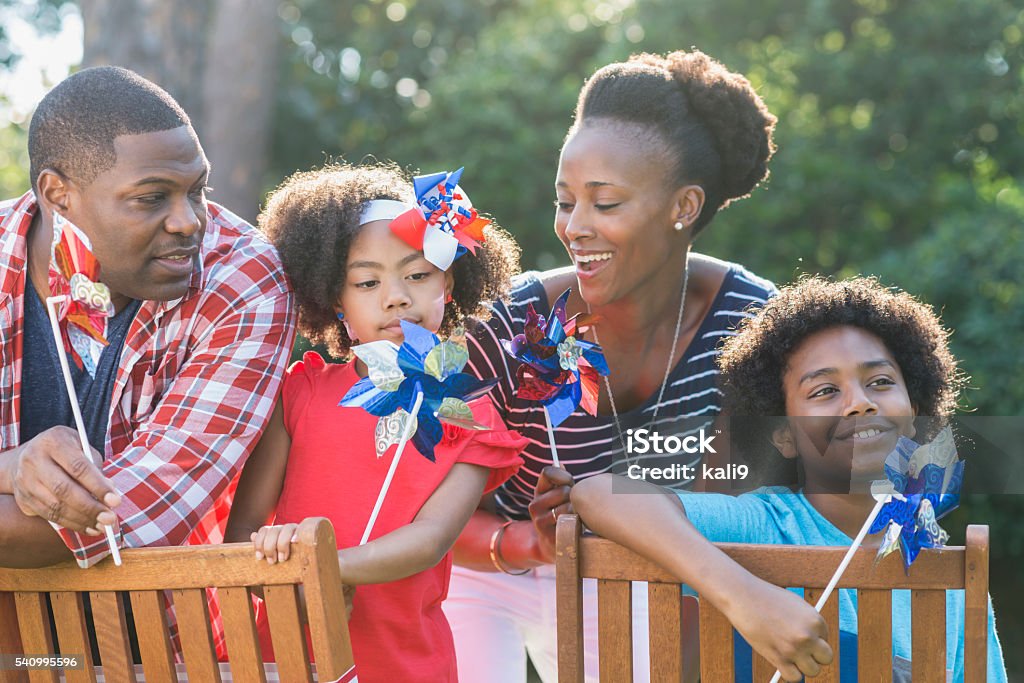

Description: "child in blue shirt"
572 276 1007 682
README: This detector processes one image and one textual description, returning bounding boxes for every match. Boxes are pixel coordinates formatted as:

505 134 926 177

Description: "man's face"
64 126 210 308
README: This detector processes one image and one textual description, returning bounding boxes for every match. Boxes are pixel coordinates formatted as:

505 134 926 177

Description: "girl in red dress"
225 163 526 683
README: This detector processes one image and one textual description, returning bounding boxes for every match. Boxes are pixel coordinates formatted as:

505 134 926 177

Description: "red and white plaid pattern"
0 192 296 567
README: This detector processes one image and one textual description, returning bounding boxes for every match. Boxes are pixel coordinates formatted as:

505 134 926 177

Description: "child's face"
337 219 453 346
776 325 917 493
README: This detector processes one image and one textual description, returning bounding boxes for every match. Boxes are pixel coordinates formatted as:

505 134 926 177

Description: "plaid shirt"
0 191 296 567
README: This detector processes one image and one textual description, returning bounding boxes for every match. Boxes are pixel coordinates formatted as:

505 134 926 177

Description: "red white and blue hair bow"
388 168 489 271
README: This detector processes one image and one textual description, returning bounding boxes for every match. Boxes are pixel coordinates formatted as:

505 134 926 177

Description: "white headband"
358 199 415 226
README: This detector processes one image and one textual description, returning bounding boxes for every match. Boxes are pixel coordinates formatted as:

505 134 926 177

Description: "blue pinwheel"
500 288 609 467
869 427 964 572
341 320 498 461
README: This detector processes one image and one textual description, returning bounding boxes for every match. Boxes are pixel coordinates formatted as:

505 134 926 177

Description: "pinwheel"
340 320 499 543
388 168 490 271
45 210 121 565
870 426 963 572
48 211 114 376
769 426 963 682
500 288 609 467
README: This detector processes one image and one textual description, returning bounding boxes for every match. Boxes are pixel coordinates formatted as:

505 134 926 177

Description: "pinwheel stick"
45 296 122 567
767 496 887 683
360 390 425 545
542 405 561 469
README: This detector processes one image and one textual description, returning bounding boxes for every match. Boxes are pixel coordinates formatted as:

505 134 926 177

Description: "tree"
80 0 280 221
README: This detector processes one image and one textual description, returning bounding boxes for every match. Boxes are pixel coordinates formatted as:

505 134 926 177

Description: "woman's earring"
445 293 453 304
336 311 345 321
673 221 685 232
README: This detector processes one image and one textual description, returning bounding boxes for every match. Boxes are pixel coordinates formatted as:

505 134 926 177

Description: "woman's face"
554 119 693 308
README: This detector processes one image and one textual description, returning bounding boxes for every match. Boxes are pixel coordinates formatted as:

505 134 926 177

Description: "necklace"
589 253 690 461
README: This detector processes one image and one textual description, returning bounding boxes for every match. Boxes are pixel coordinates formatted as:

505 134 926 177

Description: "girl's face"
776 325 917 493
337 219 453 346
554 119 700 308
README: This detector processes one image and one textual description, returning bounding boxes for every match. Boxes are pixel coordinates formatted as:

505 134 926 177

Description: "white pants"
444 564 650 683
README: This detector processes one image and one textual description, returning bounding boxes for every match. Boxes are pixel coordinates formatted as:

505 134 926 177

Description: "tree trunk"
79 0 279 222
80 0 212 125
201 0 280 222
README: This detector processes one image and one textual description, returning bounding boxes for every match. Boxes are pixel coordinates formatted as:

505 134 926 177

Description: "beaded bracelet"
489 520 530 575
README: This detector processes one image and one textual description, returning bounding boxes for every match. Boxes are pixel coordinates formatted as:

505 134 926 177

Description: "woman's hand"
251 523 299 564
527 466 574 564
725 578 833 681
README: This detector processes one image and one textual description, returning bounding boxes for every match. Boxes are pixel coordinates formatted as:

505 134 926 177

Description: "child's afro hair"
718 276 966 471
260 162 521 359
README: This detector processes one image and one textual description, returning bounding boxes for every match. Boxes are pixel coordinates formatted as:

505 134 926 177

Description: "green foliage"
0 124 29 198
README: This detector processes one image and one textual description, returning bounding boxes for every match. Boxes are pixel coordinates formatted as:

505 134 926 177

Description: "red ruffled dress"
258 352 526 682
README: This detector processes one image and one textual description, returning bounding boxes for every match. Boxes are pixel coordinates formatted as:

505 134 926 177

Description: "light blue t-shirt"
676 487 1007 682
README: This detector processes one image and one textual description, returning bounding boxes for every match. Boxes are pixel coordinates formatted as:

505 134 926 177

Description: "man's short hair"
28 66 192 192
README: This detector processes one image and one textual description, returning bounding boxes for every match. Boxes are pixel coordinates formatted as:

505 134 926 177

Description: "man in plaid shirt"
0 67 296 568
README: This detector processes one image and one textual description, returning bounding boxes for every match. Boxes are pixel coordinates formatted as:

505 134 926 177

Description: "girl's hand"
251 523 299 564
527 466 574 564
726 578 833 681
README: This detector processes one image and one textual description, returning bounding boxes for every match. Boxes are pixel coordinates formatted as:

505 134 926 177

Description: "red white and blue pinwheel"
340 320 498 461
388 168 490 271
501 288 609 428
48 211 115 377
869 426 964 572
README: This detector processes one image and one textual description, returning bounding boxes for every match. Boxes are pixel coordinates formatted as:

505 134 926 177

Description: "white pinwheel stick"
360 390 425 545
768 496 887 683
45 296 122 567
542 405 561 469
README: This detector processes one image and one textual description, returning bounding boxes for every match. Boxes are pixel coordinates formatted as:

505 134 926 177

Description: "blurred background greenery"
2 0 1021 673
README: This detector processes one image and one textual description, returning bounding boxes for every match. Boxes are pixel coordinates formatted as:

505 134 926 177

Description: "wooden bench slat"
0 546 307 594
13 593 58 683
912 589 947 682
264 585 311 683
88 592 135 683
127 591 175 683
697 600 734 680
555 516 584 683
173 588 221 683
0 592 27 683
857 589 892 682
597 579 632 681
963 525 989 683
752 649 776 682
301 519 355 681
579 540 966 588
647 582 682 681
803 587 839 683
218 587 266 683
49 592 96 683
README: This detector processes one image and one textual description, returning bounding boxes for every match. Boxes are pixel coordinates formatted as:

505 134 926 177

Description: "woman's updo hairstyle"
573 49 777 235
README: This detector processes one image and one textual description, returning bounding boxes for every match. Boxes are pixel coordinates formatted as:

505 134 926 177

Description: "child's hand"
726 578 833 681
528 466 574 563
251 523 299 564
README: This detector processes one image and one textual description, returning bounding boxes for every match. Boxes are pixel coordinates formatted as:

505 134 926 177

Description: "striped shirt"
466 265 776 521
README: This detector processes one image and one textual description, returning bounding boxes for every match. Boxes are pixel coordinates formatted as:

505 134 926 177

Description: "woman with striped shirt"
445 50 779 682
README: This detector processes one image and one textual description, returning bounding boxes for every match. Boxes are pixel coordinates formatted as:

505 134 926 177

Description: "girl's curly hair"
259 162 521 359
718 276 966 473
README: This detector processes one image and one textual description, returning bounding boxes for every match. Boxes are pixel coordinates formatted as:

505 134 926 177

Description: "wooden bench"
555 513 989 682
0 517 355 683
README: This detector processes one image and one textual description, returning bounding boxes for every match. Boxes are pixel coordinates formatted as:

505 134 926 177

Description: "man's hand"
527 466 574 564
1 427 120 533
